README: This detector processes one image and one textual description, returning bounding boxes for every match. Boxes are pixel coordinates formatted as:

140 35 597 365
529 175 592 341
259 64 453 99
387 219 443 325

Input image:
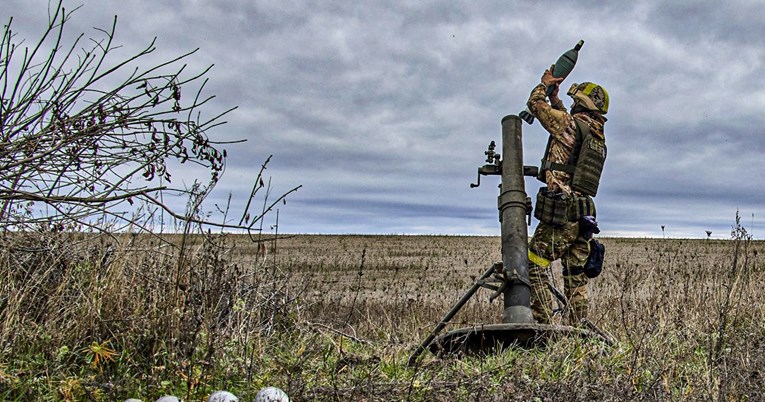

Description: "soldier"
525 65 609 325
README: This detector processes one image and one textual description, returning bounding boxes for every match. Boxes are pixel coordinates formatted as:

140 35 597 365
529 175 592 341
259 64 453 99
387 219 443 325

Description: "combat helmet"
567 82 609 114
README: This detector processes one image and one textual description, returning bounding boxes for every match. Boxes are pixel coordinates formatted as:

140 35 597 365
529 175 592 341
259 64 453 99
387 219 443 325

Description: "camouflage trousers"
528 220 590 325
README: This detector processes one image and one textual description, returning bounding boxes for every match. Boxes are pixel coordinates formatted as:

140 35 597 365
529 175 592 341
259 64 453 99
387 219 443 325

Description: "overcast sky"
8 0 765 238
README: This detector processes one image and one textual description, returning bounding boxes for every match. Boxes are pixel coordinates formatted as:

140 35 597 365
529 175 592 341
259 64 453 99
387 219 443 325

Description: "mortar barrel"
499 115 534 324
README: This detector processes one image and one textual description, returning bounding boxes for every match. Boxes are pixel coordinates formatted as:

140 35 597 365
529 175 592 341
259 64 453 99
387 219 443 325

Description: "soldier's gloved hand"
579 215 600 239
542 64 563 97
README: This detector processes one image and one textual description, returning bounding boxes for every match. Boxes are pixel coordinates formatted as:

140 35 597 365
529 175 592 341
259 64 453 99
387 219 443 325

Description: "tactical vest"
536 117 606 197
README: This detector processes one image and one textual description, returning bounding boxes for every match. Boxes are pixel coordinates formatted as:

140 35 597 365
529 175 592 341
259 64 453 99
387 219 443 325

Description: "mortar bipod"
407 263 507 367
406 269 615 366
407 259 582 366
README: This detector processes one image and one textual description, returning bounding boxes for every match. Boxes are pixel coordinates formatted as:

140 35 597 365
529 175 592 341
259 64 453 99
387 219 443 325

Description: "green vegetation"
1 227 763 401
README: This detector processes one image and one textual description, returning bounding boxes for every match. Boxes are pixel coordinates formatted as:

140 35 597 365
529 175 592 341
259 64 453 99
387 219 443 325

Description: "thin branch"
142 185 301 231
1 186 165 204
239 155 272 226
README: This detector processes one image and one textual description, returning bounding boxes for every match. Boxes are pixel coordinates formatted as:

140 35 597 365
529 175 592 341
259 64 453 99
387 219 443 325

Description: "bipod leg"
547 280 569 316
548 275 616 347
407 264 498 366
581 318 616 347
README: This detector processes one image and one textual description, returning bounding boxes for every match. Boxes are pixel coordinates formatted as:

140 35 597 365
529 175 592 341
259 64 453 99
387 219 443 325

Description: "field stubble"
1 230 764 401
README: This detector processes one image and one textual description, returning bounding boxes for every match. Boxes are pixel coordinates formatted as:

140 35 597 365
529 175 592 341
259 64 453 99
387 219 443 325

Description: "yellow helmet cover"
568 82 609 114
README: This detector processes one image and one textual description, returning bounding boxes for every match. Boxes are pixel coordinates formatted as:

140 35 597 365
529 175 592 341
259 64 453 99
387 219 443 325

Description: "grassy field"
1 229 763 401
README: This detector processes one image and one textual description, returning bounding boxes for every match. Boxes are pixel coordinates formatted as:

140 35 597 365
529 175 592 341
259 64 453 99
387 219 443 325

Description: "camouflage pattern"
563 271 589 323
527 84 606 196
568 82 610 114
525 82 607 325
527 220 590 324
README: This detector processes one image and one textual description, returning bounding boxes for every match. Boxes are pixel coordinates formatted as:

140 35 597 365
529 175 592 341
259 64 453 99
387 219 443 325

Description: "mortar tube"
499 115 534 324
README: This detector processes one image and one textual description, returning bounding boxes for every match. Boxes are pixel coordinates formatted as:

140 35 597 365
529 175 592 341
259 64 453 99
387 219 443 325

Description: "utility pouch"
534 187 570 227
584 239 605 278
568 195 597 221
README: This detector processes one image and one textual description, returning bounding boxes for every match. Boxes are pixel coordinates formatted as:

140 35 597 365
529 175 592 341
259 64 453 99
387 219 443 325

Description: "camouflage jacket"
526 83 606 195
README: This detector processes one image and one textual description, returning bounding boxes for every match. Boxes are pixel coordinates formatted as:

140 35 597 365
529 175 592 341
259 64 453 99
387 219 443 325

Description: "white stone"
208 390 239 402
253 387 290 402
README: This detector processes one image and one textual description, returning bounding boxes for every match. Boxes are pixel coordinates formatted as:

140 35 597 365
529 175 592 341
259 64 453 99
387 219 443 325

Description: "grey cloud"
646 1 765 45
7 0 765 238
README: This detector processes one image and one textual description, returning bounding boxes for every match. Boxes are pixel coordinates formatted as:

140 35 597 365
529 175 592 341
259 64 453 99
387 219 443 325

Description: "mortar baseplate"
429 323 595 356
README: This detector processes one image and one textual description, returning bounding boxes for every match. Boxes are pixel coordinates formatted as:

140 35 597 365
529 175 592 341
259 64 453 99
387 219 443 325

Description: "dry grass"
1 228 763 401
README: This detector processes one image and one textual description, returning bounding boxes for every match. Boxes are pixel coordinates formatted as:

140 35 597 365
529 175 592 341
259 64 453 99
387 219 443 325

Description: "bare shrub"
0 1 257 230
0 3 301 400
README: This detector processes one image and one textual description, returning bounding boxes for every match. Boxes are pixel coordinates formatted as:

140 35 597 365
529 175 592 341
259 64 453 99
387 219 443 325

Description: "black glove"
579 215 600 240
